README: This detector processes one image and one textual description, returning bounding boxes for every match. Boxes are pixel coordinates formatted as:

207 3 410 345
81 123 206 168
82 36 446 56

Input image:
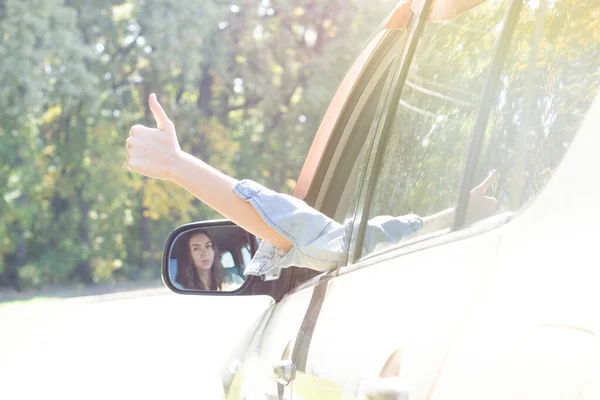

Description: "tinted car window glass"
240 244 252 267
360 0 510 258
331 65 394 223
221 251 235 268
473 0 600 214
313 31 408 223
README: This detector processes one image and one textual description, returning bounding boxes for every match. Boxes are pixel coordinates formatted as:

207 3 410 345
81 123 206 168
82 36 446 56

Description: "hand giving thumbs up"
126 93 182 180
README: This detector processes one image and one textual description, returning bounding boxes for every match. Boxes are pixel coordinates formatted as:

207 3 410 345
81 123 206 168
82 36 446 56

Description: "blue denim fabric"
233 179 423 276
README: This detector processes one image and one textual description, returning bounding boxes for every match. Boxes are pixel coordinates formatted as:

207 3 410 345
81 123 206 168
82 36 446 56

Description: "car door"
293 0 537 398
276 27 413 399
426 0 600 397
221 13 412 400
294 0 600 399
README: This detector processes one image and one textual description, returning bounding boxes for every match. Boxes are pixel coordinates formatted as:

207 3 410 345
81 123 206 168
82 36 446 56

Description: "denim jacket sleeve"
233 179 423 276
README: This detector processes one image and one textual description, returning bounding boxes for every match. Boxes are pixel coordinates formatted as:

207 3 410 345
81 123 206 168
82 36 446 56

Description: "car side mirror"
162 220 260 295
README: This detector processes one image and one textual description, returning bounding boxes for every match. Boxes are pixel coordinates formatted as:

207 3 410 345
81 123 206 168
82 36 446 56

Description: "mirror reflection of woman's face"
188 232 214 272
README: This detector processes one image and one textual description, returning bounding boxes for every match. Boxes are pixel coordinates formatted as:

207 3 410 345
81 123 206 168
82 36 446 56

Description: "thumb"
473 169 497 194
149 93 173 132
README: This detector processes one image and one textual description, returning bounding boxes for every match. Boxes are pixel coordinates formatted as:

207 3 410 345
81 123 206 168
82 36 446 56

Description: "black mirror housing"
162 219 261 296
162 220 323 301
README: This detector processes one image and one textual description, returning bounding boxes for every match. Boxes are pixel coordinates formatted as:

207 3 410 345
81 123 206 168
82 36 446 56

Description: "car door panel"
301 230 501 399
225 25 411 400
429 103 600 399
296 2 600 398
227 0 599 398
226 284 321 400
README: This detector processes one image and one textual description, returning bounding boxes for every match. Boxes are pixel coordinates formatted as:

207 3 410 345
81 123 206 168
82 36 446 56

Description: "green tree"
0 0 397 290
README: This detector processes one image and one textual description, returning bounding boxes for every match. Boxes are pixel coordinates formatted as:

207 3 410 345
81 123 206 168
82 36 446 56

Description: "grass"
0 296 55 308
0 279 165 305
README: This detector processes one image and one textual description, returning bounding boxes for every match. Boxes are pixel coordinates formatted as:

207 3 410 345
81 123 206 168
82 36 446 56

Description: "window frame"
313 32 413 270
284 29 413 292
344 0 438 265
342 0 525 270
303 29 410 214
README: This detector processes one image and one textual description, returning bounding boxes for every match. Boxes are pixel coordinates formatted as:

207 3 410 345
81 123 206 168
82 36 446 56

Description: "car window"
221 251 235 269
240 244 252 267
471 0 600 216
311 30 409 222
331 65 394 223
357 0 512 258
353 0 599 261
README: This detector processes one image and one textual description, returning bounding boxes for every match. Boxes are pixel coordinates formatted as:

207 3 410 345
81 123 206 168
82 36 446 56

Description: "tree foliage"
0 0 395 289
3 0 596 290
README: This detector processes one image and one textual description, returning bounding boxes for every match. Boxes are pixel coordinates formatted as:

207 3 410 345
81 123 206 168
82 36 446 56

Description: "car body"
163 0 600 398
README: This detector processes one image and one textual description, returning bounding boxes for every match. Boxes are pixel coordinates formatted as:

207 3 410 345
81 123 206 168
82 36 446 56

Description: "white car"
162 0 600 398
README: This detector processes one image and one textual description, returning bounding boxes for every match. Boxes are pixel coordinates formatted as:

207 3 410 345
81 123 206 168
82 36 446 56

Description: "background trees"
1 0 597 290
0 0 395 289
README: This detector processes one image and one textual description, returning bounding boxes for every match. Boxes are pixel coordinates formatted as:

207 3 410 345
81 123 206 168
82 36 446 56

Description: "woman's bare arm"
125 93 292 251
420 207 455 235
171 152 292 251
419 170 498 235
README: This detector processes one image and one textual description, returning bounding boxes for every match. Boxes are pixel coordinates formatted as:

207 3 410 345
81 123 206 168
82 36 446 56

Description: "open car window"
353 0 599 261
357 0 511 259
472 0 600 217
